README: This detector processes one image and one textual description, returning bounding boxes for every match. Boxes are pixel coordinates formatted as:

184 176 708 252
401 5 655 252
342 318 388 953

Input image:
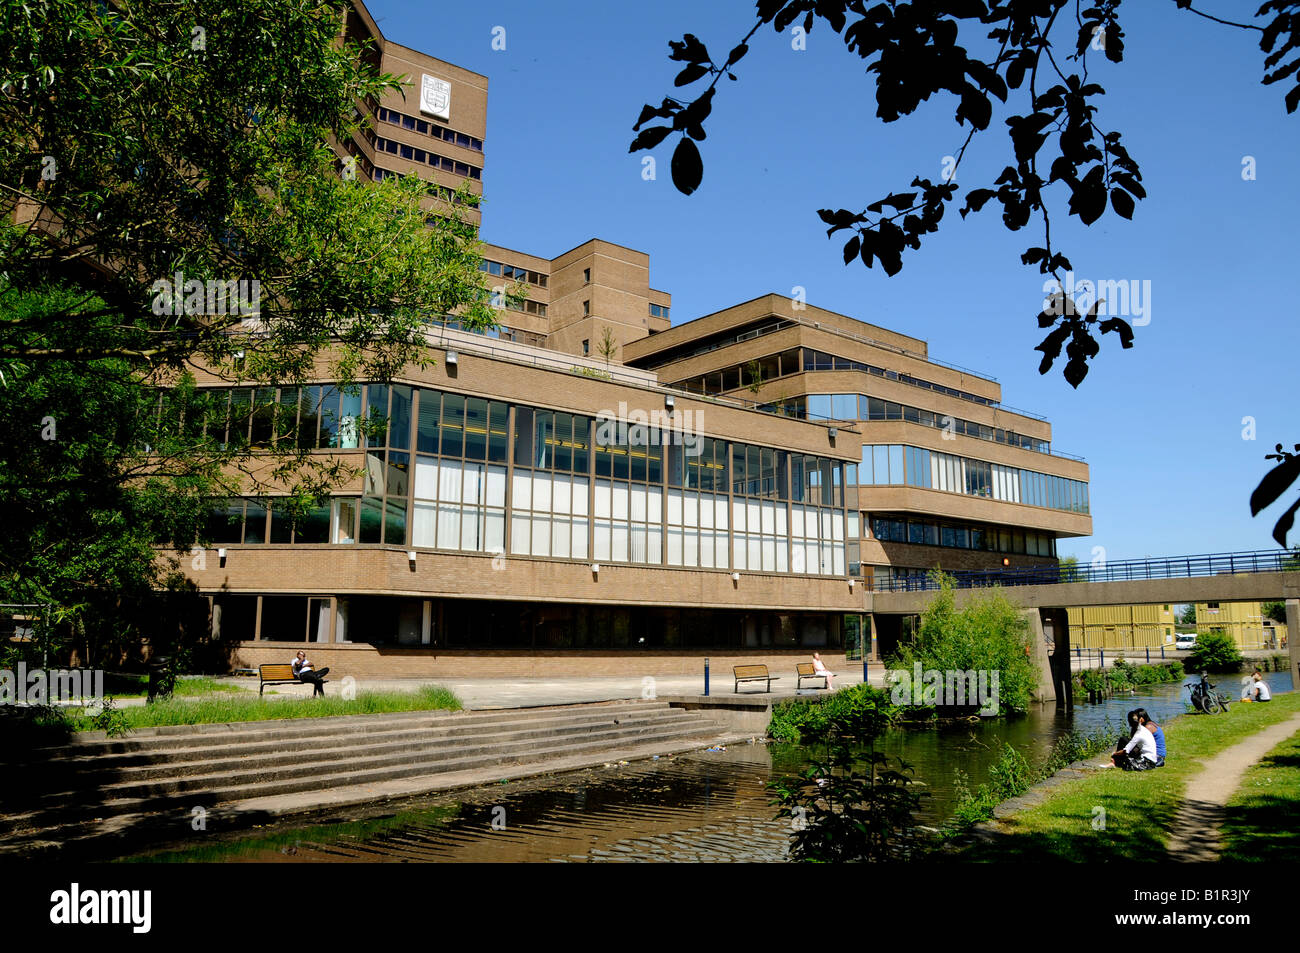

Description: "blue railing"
873 550 1298 592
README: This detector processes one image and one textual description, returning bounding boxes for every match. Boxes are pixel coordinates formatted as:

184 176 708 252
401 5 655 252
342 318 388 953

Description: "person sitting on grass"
811 652 834 690
1109 710 1160 771
1244 672 1271 703
291 651 330 697
1134 708 1165 767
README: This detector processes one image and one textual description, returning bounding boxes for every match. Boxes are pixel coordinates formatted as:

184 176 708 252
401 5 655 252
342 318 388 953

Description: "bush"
1188 633 1244 673
768 684 896 743
887 573 1037 715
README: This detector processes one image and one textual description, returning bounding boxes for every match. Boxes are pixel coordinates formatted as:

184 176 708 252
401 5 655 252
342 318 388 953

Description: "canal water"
127 671 1292 863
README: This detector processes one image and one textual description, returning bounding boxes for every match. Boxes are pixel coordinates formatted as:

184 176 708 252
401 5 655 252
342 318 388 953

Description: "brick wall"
234 642 848 678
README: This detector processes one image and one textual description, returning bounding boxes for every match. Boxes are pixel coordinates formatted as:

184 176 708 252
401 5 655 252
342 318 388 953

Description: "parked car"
1175 634 1198 650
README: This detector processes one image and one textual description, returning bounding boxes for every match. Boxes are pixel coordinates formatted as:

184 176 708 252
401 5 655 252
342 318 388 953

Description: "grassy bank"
107 685 462 731
952 691 1300 861
2 686 463 748
1220 727 1300 861
104 676 244 698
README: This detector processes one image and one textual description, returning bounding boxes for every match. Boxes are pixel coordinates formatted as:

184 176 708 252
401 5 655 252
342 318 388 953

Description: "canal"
125 671 1293 863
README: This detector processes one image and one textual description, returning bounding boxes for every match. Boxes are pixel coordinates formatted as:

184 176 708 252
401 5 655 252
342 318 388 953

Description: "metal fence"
874 550 1298 593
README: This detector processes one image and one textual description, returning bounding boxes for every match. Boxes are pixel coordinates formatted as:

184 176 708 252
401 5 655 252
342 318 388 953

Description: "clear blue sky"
370 1 1299 562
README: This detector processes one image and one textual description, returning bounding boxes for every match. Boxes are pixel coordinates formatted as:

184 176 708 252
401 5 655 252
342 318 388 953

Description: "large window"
858 444 1088 514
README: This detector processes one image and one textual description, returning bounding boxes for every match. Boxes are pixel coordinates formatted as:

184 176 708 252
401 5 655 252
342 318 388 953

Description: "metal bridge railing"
872 550 1298 593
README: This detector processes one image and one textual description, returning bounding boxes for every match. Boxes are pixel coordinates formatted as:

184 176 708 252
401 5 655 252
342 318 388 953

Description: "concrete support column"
1023 609 1057 704
1288 598 1299 685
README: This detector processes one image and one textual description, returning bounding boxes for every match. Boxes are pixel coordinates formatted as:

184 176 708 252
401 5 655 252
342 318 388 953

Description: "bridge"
860 550 1300 707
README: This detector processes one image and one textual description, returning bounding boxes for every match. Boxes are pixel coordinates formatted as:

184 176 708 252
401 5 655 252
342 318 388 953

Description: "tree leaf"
628 125 671 153
1110 187 1135 219
674 63 710 86
1250 454 1300 516
670 136 704 195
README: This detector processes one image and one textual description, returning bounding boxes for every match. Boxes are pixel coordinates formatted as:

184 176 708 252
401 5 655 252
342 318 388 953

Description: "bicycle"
1188 673 1232 714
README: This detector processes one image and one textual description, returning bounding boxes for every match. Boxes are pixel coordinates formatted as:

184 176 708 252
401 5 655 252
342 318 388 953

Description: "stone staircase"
0 700 736 858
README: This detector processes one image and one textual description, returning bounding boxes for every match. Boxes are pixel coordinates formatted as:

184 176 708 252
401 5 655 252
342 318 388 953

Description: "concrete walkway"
165 668 890 709
1166 712 1300 863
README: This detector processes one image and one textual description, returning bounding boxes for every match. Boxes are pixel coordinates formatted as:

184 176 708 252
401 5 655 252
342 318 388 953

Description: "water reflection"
128 672 1291 863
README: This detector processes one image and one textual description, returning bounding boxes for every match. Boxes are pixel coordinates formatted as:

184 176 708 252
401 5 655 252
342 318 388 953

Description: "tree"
596 325 620 364
887 572 1037 714
0 0 496 664
1188 631 1244 673
1262 600 1287 624
630 0 1300 544
1178 604 1198 625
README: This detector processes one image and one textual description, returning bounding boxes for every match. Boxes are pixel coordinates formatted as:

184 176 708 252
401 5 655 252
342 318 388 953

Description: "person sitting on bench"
291 651 330 697
811 652 834 690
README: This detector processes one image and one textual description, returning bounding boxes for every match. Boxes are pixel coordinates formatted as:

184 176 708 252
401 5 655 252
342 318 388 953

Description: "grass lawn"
952 691 1300 862
105 676 243 698
1219 726 1300 862
104 685 462 731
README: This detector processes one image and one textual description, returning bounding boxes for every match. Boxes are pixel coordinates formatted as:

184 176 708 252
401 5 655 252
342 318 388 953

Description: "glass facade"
203 385 850 576
857 444 1089 514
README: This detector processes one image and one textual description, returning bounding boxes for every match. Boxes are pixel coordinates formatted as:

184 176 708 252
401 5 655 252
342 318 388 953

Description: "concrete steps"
0 701 732 857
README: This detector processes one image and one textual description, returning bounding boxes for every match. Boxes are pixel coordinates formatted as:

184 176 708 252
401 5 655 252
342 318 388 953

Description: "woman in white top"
1112 722 1159 771
811 652 834 690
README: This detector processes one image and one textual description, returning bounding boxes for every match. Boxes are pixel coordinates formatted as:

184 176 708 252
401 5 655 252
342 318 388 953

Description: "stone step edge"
12 708 698 772
0 731 757 859
0 720 730 831
28 700 669 752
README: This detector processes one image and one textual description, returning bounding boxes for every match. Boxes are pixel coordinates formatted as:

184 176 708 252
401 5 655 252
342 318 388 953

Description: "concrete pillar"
1041 607 1073 708
1288 598 1299 686
1023 609 1057 704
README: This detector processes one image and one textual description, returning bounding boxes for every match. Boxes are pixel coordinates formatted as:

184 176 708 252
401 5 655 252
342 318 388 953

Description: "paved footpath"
1166 712 1300 863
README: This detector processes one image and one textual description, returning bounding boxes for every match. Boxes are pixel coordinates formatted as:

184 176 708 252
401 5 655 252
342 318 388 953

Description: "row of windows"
369 132 482 179
479 259 548 287
673 348 1000 413
649 303 670 319
858 444 1090 514
365 164 476 206
777 394 1051 454
869 516 1058 557
373 105 484 152
800 349 997 406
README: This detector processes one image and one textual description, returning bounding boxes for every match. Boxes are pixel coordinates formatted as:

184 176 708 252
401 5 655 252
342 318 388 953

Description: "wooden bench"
258 663 324 696
796 662 829 690
733 664 779 693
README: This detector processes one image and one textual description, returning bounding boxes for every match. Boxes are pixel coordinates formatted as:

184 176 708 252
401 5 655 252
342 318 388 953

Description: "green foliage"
947 726 1114 831
887 572 1036 714
767 683 897 743
1188 632 1245 673
86 696 131 738
1261 601 1287 625
770 746 927 862
0 0 496 664
1072 659 1182 700
1178 604 1197 625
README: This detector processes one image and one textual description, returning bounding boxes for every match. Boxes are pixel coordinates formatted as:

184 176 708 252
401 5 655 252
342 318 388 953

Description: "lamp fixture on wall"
664 394 675 410
408 551 418 567
591 563 600 576
731 572 740 583
445 349 458 366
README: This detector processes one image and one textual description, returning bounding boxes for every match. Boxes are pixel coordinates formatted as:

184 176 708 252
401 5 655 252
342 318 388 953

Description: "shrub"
768 684 896 743
1188 633 1244 673
887 573 1036 715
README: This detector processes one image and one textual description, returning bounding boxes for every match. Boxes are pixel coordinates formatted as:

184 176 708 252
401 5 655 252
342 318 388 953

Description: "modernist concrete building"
175 0 1094 677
